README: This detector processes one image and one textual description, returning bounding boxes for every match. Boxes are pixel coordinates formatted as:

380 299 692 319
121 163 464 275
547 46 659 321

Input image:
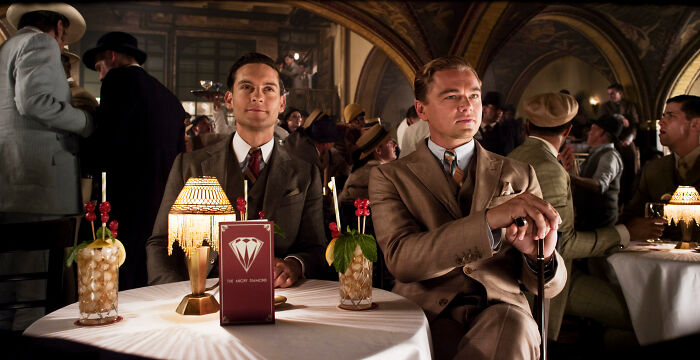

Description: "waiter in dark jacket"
82 32 185 290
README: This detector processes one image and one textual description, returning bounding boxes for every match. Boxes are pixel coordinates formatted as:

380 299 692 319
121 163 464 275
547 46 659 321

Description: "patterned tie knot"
444 149 457 175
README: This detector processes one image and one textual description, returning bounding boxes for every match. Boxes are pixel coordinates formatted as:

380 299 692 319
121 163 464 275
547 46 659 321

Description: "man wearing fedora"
509 93 634 345
0 2 92 330
340 123 397 202
571 115 624 230
147 52 326 288
82 31 185 290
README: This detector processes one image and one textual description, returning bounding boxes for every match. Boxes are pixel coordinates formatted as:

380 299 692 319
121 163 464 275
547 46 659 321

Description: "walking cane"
515 217 546 360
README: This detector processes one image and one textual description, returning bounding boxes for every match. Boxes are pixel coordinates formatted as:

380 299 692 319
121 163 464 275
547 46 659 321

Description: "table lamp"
168 176 237 315
664 185 700 247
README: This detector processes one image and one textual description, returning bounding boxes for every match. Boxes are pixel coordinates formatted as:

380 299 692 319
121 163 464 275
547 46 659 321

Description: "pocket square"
500 182 514 196
285 188 301 197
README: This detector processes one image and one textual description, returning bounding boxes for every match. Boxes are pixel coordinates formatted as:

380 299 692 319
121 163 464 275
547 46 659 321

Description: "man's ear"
224 90 234 111
689 117 700 132
414 99 428 123
279 93 286 114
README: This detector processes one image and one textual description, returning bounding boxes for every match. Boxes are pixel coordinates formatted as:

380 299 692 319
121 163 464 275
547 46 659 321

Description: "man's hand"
273 257 302 288
558 144 574 172
486 193 560 258
625 217 665 241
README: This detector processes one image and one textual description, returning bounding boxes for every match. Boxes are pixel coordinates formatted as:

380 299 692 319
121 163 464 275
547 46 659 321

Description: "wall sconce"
664 186 699 248
589 96 600 115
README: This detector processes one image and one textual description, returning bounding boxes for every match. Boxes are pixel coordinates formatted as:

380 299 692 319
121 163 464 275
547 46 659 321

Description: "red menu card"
219 221 274 325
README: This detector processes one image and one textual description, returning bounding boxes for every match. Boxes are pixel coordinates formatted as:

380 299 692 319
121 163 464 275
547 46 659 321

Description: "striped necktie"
246 147 262 183
443 149 464 186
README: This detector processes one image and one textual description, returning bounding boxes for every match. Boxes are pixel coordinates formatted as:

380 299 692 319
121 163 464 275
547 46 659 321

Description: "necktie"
444 150 464 187
246 147 262 183
678 159 689 181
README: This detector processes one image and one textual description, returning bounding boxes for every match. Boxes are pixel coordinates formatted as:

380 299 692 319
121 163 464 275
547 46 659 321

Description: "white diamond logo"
229 237 263 273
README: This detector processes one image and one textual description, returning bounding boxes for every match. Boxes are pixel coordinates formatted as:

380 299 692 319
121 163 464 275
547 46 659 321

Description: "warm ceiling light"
294 52 300 61
589 96 599 106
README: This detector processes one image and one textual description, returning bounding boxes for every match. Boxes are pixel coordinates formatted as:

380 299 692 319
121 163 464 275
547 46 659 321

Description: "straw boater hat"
523 92 578 128
356 123 391 160
302 108 325 129
363 117 380 128
343 103 365 124
6 3 86 44
62 45 80 65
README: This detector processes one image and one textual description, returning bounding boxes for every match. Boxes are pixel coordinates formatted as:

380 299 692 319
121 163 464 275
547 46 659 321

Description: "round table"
24 279 432 359
607 242 700 345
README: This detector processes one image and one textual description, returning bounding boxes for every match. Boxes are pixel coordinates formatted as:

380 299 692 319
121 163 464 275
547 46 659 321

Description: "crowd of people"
2 3 700 359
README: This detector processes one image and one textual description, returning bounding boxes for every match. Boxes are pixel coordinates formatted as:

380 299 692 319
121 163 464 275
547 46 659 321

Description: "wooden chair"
0 217 77 316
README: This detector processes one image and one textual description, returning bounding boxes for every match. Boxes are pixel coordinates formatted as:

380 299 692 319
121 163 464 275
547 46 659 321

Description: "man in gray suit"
147 53 326 287
0 3 92 330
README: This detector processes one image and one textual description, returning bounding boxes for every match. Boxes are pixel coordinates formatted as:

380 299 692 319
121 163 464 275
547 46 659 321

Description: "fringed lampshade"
664 186 700 226
168 176 237 257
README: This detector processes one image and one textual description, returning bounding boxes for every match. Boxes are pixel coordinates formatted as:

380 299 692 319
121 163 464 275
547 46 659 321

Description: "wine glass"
644 202 665 243
200 80 213 91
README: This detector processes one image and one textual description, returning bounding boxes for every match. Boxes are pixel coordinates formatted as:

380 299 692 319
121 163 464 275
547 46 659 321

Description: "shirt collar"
232 132 274 165
529 136 560 157
589 142 614 156
427 138 475 171
675 145 700 170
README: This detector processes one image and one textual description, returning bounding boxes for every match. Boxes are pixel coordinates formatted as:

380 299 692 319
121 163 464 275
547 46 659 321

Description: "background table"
24 279 432 359
607 242 700 345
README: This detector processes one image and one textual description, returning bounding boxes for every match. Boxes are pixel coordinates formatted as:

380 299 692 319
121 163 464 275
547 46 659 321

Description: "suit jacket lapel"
201 133 244 202
406 142 461 218
471 141 502 213
262 143 292 219
683 155 700 186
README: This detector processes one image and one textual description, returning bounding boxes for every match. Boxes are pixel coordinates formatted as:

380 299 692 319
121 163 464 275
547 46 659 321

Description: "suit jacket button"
439 298 449 306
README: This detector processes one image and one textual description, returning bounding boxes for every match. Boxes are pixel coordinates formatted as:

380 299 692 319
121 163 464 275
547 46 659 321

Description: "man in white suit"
0 3 92 330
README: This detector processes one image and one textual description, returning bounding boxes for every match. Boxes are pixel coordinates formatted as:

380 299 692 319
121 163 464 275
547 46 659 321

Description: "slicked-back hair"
414 56 481 103
667 95 700 120
528 120 573 137
226 52 284 93
405 105 418 119
18 10 69 34
608 83 623 92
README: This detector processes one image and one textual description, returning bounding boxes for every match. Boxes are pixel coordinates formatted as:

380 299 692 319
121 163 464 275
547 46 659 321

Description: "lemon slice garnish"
325 238 337 266
113 239 126 267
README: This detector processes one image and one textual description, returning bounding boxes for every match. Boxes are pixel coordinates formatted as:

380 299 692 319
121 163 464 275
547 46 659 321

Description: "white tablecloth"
24 279 432 359
607 243 700 345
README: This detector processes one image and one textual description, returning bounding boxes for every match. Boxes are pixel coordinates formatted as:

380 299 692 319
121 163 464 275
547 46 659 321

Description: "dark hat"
308 115 340 143
82 32 147 70
356 124 391 160
483 91 502 107
593 114 623 140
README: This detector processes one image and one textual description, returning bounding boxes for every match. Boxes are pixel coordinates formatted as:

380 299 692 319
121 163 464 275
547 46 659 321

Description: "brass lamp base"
176 293 220 315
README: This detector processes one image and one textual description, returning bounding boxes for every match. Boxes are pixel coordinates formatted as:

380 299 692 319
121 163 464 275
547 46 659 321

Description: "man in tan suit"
369 56 566 360
509 93 633 344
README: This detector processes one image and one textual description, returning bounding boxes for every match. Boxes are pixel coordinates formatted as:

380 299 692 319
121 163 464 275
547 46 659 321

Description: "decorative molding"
355 46 389 116
534 5 651 120
505 50 566 106
291 1 421 83
463 2 508 72
656 21 700 116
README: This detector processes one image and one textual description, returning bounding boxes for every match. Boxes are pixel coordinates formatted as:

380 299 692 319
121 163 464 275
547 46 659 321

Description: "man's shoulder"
641 154 673 174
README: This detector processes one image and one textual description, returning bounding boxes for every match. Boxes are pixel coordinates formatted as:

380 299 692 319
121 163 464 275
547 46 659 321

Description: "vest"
574 146 622 230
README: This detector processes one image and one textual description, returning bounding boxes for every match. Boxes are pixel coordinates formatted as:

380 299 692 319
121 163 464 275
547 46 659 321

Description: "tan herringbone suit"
370 140 566 359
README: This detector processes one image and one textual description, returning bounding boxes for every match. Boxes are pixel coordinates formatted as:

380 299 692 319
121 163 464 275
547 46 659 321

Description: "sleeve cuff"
484 213 501 250
284 255 306 279
614 224 630 248
523 253 556 281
